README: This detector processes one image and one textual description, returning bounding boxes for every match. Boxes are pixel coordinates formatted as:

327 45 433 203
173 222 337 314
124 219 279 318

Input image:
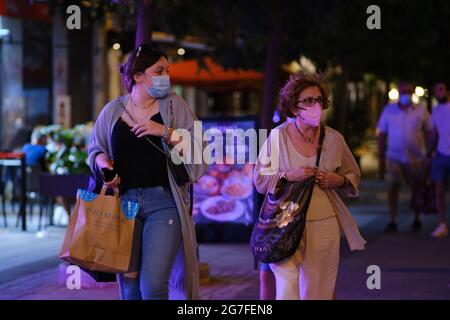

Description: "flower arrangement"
36 123 93 175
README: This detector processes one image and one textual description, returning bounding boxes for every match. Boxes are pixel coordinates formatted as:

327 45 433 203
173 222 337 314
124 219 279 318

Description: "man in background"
429 82 450 238
22 129 48 171
377 82 432 232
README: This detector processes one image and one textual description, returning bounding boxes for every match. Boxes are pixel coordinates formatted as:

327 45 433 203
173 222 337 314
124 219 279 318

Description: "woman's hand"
316 170 345 189
131 119 165 138
286 167 316 182
95 153 121 188
95 153 113 170
104 173 121 189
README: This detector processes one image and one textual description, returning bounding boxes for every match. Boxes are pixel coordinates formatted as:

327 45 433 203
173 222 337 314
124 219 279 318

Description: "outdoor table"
38 173 90 230
0 152 27 231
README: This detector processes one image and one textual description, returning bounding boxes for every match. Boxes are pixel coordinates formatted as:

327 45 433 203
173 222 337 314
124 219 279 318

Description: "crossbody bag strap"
119 96 170 159
168 96 193 212
315 125 326 167
169 98 174 129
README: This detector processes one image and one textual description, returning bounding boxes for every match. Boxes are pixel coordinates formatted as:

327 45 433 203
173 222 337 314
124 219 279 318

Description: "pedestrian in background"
377 82 432 233
429 82 450 238
259 262 276 300
22 127 48 171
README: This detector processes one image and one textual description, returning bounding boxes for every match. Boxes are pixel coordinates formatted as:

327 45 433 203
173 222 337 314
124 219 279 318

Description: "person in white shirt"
377 82 432 233
429 82 450 238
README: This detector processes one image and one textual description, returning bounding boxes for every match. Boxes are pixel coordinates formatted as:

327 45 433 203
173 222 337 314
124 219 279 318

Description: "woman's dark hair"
120 43 168 92
277 72 330 118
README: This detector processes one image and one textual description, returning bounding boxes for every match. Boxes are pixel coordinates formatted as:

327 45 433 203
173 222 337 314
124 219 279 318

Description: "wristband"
162 125 169 139
163 126 173 143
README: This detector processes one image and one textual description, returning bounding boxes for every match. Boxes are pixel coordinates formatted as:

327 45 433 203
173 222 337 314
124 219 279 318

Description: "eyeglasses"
297 96 328 108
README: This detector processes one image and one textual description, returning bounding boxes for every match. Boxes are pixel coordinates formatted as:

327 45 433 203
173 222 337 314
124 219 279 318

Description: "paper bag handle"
100 185 119 196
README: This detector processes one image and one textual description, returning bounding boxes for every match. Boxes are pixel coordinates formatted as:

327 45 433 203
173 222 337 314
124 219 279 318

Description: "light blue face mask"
141 74 171 98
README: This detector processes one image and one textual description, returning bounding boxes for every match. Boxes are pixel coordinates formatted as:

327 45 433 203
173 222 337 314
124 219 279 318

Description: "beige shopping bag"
59 186 139 273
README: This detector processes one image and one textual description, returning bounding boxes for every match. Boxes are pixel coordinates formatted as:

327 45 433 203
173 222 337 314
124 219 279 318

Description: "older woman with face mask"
254 72 366 300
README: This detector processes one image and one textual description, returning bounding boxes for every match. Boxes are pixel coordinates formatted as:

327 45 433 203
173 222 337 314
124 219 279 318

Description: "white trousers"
269 216 340 300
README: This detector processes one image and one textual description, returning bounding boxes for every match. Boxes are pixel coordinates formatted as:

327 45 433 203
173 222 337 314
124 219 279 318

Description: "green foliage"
47 0 450 154
48 0 450 82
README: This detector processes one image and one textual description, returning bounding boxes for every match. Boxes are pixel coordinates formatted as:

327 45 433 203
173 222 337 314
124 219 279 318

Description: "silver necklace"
294 121 318 144
129 96 154 121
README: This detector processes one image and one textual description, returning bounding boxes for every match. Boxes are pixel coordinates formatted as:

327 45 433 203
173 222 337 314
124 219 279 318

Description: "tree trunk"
383 79 390 107
135 0 156 48
336 64 349 137
425 79 433 113
262 10 283 130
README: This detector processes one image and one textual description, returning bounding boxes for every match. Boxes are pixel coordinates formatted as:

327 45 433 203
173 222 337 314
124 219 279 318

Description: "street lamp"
415 86 425 97
388 88 399 101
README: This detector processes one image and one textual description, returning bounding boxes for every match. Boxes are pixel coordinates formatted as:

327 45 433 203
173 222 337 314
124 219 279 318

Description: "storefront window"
0 15 51 151
0 15 25 151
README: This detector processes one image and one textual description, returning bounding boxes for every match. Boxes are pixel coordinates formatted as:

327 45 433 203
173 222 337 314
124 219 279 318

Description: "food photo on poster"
193 118 257 226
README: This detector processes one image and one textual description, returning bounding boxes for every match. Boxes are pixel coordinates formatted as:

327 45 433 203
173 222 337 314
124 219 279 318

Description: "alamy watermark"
366 5 381 30
66 265 81 290
168 121 280 175
66 4 381 31
366 265 381 290
66 5 81 30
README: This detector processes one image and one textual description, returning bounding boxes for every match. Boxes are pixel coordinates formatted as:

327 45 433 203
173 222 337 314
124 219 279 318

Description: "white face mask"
297 103 322 127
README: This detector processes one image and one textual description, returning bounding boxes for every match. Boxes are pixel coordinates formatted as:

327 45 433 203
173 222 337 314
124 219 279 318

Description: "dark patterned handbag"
250 126 325 263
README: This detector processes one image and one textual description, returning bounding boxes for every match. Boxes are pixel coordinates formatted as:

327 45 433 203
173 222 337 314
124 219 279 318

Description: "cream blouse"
286 136 337 221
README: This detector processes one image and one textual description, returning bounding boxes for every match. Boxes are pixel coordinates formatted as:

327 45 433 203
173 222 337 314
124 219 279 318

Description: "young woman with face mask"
87 44 207 300
254 72 366 300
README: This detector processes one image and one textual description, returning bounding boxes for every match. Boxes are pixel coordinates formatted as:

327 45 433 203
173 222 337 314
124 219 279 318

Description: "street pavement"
0 180 449 300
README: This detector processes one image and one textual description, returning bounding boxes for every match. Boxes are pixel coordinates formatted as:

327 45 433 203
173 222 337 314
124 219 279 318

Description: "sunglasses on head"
130 44 161 73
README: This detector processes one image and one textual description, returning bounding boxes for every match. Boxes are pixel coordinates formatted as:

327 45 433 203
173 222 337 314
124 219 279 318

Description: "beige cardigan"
253 121 366 251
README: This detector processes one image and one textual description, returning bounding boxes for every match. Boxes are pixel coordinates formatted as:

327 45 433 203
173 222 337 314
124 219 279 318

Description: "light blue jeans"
118 186 182 300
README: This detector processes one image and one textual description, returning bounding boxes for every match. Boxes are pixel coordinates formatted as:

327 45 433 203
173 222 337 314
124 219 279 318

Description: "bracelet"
163 127 173 143
162 125 169 140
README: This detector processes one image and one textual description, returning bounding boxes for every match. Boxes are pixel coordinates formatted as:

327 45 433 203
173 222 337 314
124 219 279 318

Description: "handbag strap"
169 98 174 128
100 185 119 196
315 125 326 167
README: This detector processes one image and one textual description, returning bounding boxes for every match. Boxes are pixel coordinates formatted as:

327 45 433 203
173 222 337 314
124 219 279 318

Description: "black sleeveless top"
111 112 169 194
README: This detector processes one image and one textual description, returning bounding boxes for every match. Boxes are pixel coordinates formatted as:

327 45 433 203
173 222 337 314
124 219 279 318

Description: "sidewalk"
0 180 449 300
